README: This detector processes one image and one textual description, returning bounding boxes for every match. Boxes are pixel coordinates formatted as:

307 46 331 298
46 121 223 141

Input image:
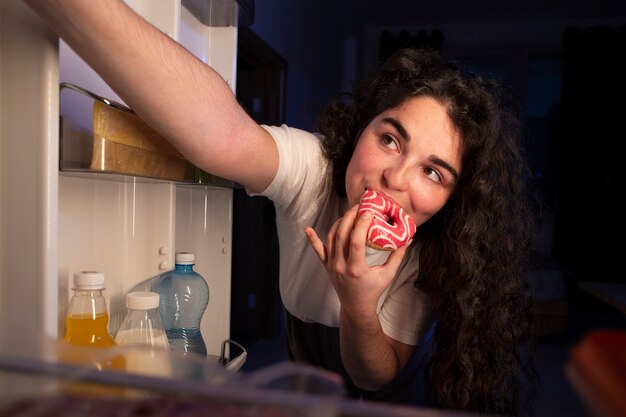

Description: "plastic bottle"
63 270 125 372
155 252 209 356
115 291 171 377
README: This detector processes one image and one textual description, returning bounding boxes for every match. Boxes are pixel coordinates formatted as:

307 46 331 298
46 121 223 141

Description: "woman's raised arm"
25 0 278 193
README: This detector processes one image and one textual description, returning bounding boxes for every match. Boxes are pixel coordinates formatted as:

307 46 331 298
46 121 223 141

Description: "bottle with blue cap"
155 252 209 356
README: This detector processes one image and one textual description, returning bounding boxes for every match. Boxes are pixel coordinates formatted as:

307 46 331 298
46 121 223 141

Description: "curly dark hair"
316 47 536 415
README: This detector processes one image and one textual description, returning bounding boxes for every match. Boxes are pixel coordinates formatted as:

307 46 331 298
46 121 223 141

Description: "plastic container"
155 252 209 356
115 292 171 378
59 82 233 187
61 271 125 397
0 347 345 417
64 271 112 346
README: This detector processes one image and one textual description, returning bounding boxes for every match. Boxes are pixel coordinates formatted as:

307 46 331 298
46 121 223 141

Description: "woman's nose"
383 162 409 191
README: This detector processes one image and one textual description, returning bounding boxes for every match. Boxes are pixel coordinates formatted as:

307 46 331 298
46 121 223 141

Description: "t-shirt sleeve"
252 125 328 218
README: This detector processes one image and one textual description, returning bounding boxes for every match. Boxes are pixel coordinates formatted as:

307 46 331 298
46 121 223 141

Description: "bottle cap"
126 291 160 310
175 252 195 265
73 271 105 290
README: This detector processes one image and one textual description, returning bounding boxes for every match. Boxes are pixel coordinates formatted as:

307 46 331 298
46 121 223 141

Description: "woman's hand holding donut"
304 205 409 316
358 189 417 251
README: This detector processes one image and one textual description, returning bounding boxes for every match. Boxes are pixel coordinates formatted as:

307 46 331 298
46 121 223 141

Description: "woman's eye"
381 135 398 149
424 167 442 183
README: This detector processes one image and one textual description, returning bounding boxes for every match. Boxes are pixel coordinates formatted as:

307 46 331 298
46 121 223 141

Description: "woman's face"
345 95 463 228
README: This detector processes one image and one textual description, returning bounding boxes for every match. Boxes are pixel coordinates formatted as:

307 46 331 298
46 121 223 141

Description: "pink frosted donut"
357 189 417 251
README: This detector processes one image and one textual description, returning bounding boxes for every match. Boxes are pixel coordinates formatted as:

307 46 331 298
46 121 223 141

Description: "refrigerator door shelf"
59 83 233 187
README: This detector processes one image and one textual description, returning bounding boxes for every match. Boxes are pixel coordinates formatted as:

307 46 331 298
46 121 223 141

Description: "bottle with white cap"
155 252 209 356
115 291 171 377
63 271 125 371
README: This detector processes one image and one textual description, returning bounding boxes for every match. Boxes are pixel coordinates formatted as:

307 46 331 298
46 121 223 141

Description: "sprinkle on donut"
357 189 417 251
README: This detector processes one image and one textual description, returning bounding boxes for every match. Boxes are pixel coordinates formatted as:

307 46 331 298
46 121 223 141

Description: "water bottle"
155 252 209 356
115 291 171 377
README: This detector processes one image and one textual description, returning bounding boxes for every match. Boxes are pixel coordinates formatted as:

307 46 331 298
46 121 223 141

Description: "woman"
25 0 535 414
310 48 536 413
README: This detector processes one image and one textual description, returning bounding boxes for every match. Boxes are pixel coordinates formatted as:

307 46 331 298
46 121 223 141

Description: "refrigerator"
0 0 238 361
0 3 505 417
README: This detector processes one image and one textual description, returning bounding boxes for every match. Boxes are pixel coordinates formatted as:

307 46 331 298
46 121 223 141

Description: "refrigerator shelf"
0 338 483 417
59 83 233 188
0 338 344 417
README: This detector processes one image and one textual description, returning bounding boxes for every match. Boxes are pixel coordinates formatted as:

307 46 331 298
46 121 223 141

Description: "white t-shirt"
253 124 431 346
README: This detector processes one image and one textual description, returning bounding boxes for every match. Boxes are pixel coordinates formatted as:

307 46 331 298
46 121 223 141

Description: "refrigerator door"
1 0 238 358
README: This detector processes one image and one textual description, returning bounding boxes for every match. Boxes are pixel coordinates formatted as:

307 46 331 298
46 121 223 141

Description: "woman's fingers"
306 204 380 273
304 226 327 263
350 210 371 264
330 204 360 259
326 218 340 261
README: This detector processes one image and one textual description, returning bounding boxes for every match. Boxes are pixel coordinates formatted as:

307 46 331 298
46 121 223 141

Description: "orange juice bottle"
63 271 125 377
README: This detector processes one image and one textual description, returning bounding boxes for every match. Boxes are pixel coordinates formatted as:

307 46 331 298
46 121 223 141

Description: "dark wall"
249 0 346 131
552 26 626 282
